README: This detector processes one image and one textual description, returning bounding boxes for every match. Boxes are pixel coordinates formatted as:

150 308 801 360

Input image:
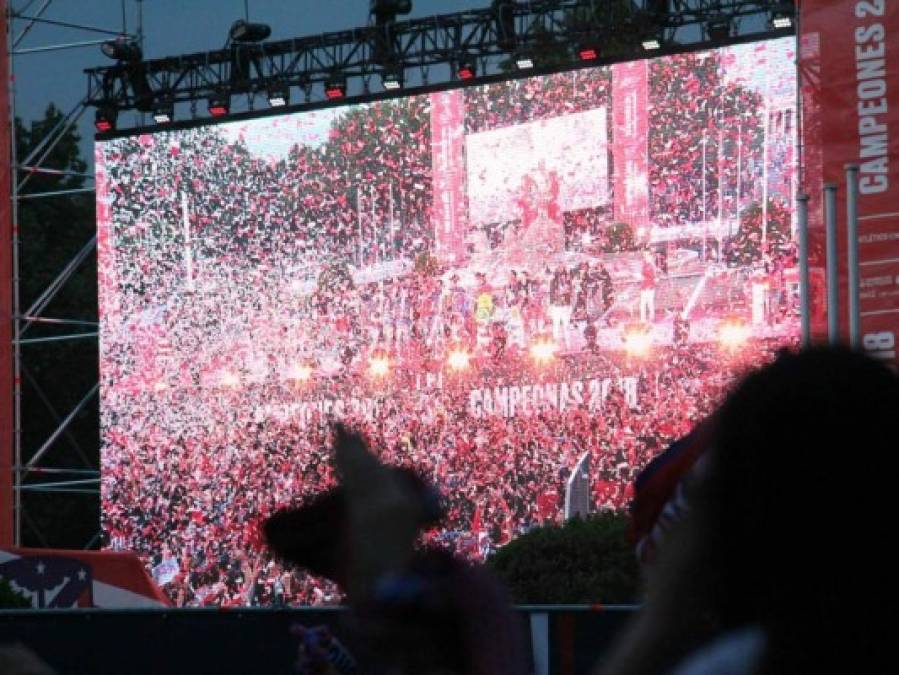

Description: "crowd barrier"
0 604 637 674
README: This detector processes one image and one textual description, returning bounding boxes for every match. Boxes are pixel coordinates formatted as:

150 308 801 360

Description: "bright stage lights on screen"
288 364 313 382
530 339 557 364
220 371 240 388
447 348 471 371
623 327 653 358
718 320 750 350
369 355 390 377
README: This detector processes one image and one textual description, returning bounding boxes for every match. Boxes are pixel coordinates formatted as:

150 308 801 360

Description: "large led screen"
97 38 798 606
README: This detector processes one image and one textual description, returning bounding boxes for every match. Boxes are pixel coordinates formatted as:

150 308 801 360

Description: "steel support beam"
84 1 795 128
17 186 95 199
7 1 112 548
22 382 99 473
10 13 136 38
12 0 52 48
22 364 94 469
17 96 91 192
21 234 96 335
17 332 98 344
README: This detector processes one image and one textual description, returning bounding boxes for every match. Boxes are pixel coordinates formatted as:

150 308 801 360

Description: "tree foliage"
488 512 640 604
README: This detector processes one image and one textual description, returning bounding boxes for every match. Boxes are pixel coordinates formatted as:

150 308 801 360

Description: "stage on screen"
96 38 798 606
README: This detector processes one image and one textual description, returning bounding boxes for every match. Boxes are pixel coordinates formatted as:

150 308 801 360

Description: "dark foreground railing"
0 604 637 675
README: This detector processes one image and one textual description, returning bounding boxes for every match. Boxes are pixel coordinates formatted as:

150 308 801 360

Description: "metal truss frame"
85 1 794 130
7 0 118 548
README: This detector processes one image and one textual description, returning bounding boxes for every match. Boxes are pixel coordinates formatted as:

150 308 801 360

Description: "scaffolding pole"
824 183 840 345
7 0 116 543
17 186 96 199
9 1 23 545
797 194 810 348
12 0 52 48
845 164 860 349
21 235 97 335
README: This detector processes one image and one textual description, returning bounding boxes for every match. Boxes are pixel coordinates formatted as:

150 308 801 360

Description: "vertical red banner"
430 89 468 265
801 0 899 365
0 0 13 546
611 60 649 237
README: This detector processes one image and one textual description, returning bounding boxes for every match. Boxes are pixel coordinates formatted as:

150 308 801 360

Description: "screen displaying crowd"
97 39 798 606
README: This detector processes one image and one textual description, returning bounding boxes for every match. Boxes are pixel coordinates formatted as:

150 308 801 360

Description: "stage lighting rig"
100 36 154 112
457 60 476 80
370 0 412 26
381 64 404 90
324 76 347 100
87 0 789 128
94 107 116 133
771 14 792 29
267 82 290 107
770 4 794 30
208 92 231 117
578 45 598 61
515 54 534 70
101 36 142 62
229 19 272 43
152 101 174 124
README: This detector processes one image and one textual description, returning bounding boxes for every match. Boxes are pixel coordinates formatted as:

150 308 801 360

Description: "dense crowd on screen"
102 339 787 607
98 52 797 606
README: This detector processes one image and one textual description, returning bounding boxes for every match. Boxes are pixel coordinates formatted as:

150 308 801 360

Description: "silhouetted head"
601 347 899 675
698 347 899 670
263 467 442 589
